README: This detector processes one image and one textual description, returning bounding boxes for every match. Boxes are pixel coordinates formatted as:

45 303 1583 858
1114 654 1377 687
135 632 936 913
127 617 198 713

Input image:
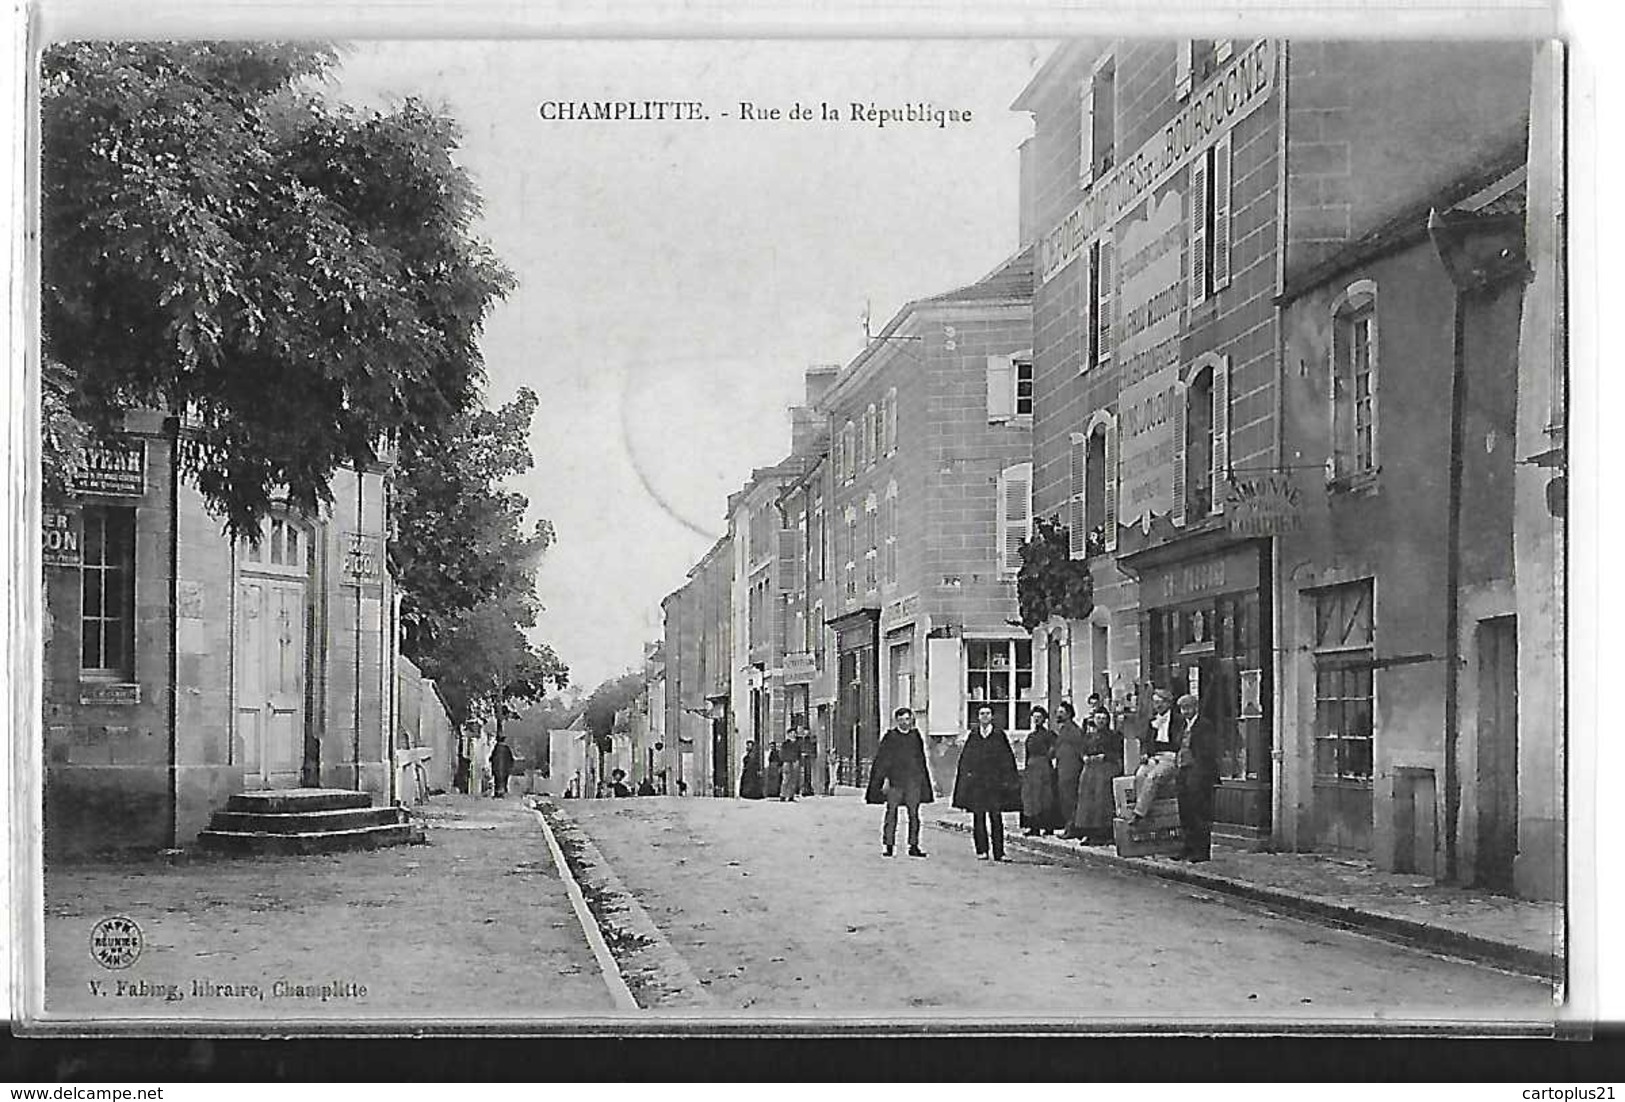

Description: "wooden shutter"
1171 383 1189 528
1175 40 1194 100
1189 154 1209 307
1068 432 1087 559
986 354 1015 422
926 636 963 738
1211 358 1230 514
1079 73 1096 187
885 388 897 454
1079 247 1094 371
999 462 1033 574
777 529 798 592
1097 238 1115 363
1103 415 1120 550
1212 134 1233 292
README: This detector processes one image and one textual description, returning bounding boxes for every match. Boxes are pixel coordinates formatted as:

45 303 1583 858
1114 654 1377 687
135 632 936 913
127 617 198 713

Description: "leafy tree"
391 388 570 728
583 671 645 758
1015 516 1095 630
41 42 514 535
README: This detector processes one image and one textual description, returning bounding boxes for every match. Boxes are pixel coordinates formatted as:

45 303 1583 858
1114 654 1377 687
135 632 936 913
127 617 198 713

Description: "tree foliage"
41 42 514 535
392 387 569 728
1015 516 1095 630
582 671 645 757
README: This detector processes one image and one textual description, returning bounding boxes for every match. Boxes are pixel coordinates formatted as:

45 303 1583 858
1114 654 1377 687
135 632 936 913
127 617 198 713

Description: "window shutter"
1212 133 1233 292
1078 247 1094 371
986 354 1015 422
1189 155 1209 307
1000 462 1032 574
1097 238 1115 363
885 388 898 454
1079 73 1095 187
1211 357 1231 514
1068 433 1087 559
1171 383 1189 528
1175 41 1194 100
777 529 797 593
1103 415 1120 550
926 636 963 738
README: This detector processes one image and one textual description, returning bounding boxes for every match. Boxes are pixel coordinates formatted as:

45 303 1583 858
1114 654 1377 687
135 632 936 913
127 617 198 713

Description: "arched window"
1330 281 1379 484
1173 354 1229 526
1186 367 1215 519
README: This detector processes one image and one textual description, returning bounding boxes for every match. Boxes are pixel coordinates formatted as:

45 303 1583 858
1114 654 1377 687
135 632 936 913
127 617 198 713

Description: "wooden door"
1475 616 1519 892
236 575 309 789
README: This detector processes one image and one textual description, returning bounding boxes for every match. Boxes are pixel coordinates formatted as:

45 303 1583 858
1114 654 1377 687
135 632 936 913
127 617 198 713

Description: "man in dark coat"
865 706 934 857
1175 693 1219 861
488 734 516 798
951 705 1022 861
1052 702 1088 839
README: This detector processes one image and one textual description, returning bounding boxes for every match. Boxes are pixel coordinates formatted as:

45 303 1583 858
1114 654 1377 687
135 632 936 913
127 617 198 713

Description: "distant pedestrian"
610 769 632 798
1019 705 1061 836
677 779 689 797
764 742 783 799
741 741 764 799
1175 694 1218 862
1053 702 1087 839
866 707 933 857
488 734 516 798
637 776 656 797
779 734 802 802
951 705 1021 861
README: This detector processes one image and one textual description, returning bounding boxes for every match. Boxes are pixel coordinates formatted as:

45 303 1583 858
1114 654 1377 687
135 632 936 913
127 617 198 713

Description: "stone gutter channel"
528 797 715 1011
927 816 1561 982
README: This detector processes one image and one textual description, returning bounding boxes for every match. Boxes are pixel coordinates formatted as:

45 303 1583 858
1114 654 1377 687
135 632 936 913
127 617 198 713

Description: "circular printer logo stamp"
90 915 143 970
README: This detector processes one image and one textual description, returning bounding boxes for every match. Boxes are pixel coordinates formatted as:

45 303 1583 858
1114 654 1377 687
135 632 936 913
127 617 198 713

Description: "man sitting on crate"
1174 693 1219 862
1128 689 1183 824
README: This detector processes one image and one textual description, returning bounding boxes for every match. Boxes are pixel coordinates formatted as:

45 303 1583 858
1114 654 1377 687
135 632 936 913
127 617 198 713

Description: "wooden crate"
1113 816 1183 858
1112 775 1180 821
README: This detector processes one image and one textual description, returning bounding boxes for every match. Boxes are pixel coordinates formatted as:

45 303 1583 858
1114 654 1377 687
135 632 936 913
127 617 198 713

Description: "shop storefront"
1131 540 1273 839
829 608 879 787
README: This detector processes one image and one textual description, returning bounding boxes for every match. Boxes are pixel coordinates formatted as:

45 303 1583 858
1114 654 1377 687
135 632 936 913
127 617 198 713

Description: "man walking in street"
779 728 803 802
1175 693 1219 861
865 706 933 857
489 733 515 798
951 705 1021 861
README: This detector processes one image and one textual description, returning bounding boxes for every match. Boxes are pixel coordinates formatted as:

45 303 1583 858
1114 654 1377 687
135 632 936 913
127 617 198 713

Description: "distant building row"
655 39 1565 900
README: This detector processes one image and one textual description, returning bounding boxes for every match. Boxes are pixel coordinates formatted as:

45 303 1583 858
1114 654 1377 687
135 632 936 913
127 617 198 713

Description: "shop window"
80 505 136 679
996 462 1033 576
1079 54 1116 187
965 638 1034 733
1330 281 1379 485
1312 581 1376 783
1188 134 1233 306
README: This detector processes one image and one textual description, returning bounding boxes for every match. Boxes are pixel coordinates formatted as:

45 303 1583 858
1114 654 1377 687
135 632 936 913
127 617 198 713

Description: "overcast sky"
335 39 1049 693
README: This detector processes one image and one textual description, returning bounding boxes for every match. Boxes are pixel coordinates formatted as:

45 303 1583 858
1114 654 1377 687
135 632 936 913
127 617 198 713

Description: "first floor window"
80 505 136 678
965 638 1034 733
1311 581 1375 782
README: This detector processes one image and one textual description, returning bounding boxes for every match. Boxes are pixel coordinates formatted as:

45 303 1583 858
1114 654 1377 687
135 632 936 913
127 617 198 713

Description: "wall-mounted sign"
340 532 384 586
1141 544 1260 607
42 506 81 567
1224 473 1304 537
71 440 147 497
1239 668 1263 719
1115 187 1186 531
80 682 140 706
1040 38 1278 283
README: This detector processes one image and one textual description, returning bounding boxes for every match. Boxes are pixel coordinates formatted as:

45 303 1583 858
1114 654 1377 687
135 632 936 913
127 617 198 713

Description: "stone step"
225 788 372 815
206 807 407 835
197 822 425 856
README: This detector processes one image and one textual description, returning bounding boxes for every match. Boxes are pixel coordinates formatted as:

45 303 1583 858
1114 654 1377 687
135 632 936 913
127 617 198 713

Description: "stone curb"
530 797 715 1010
927 815 1561 981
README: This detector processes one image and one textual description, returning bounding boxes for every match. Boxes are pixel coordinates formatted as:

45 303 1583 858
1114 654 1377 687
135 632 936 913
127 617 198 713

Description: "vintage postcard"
12 15 1578 1034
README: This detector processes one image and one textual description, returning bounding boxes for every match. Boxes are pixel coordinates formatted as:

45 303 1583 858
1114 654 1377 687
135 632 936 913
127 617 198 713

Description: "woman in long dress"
1074 710 1122 844
1019 706 1061 835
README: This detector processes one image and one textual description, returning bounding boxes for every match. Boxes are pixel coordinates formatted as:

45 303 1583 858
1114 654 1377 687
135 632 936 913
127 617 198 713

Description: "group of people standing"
740 728 817 802
862 687 1220 864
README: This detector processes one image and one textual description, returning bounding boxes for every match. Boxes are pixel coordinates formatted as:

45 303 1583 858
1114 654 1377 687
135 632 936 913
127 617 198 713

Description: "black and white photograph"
13 20 1576 1034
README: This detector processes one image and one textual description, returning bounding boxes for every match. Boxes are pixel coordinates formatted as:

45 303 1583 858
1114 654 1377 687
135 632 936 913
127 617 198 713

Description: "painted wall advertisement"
1113 185 1186 531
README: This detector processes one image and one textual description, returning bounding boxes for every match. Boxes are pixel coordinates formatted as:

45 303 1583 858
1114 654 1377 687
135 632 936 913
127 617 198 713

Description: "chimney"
803 364 841 408
788 405 822 459
1017 135 1039 248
